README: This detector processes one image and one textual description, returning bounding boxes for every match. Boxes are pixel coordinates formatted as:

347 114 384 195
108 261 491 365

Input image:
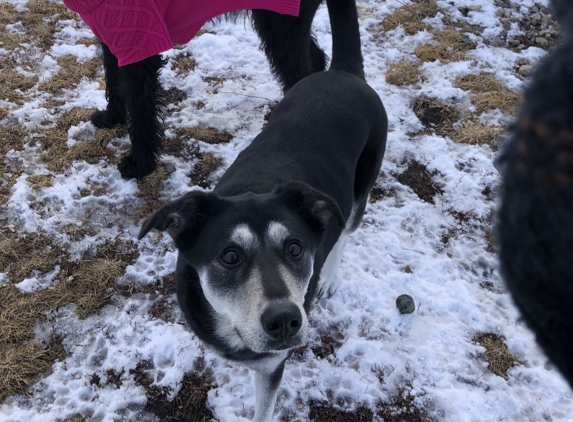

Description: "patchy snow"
1 0 572 421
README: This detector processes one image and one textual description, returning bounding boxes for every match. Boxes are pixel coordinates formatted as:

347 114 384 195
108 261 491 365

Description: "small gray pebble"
396 294 415 314
535 37 549 48
518 64 534 77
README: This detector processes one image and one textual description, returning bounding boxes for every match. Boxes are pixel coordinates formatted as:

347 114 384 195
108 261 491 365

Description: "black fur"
139 0 387 419
90 0 327 179
497 0 573 388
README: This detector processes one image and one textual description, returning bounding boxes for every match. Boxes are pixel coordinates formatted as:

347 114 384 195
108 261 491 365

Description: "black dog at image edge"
138 0 388 420
497 0 573 389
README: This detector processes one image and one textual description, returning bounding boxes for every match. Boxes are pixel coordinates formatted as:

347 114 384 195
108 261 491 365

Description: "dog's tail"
326 0 364 80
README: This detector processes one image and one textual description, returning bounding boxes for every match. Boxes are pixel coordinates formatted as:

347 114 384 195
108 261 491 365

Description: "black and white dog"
84 0 328 179
138 0 388 419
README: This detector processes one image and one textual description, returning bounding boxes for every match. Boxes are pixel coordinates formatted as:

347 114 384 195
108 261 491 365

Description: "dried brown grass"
138 165 169 197
380 0 439 35
473 333 520 379
76 37 99 46
414 29 472 64
27 174 53 189
0 69 38 104
0 232 63 283
0 257 126 361
190 152 223 189
0 107 9 120
39 108 125 173
0 123 26 154
452 120 505 149
0 2 17 29
0 33 26 51
172 54 197 75
455 73 522 115
0 339 65 402
386 61 420 86
18 0 78 49
178 126 233 144
38 56 100 94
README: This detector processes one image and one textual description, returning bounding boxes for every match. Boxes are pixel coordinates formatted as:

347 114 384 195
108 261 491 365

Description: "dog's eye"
287 241 302 257
221 249 240 265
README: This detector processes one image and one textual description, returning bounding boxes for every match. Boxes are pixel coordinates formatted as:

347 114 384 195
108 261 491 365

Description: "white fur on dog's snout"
198 222 312 353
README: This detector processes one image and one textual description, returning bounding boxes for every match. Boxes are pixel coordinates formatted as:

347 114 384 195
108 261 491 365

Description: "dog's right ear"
138 191 220 243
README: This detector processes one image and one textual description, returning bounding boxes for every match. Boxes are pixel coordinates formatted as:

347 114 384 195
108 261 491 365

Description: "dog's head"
139 181 344 354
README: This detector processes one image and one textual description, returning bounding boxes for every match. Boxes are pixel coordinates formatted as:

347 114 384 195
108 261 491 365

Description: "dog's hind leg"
251 0 326 92
116 54 167 179
90 42 127 129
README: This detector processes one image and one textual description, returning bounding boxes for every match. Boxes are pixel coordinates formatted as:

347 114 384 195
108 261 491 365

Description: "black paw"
91 110 126 129
118 155 156 179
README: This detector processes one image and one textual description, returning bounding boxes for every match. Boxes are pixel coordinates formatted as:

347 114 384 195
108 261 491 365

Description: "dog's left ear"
138 190 221 244
273 181 345 232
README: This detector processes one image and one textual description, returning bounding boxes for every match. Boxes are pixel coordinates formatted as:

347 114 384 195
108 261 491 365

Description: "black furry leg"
252 0 326 92
91 42 127 129
117 54 167 179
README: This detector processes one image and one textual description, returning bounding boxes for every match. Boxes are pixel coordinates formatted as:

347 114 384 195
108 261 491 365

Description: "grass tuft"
38 56 100 94
190 152 223 189
0 338 65 402
455 73 522 115
473 333 520 379
386 61 420 86
380 0 440 35
452 120 505 149
179 126 233 144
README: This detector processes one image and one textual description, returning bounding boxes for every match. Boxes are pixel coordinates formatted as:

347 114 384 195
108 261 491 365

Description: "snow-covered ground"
1 0 572 421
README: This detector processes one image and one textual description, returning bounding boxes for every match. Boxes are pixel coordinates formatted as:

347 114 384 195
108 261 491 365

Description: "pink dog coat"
64 0 301 66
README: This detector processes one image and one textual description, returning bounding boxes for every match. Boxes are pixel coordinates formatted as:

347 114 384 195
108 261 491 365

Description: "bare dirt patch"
131 358 216 421
309 402 374 422
396 160 443 204
376 386 431 421
413 97 459 138
473 333 520 380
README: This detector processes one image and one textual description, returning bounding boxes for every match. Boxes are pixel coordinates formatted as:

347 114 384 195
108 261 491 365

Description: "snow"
1 0 572 421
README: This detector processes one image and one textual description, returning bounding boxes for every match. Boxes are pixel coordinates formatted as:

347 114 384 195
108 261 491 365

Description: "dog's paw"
118 155 156 179
316 272 342 299
91 110 126 129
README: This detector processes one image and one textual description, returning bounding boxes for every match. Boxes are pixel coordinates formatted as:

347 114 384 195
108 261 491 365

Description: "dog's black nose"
261 302 303 339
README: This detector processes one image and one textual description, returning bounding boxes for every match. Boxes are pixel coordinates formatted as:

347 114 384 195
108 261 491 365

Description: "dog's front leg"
253 359 286 422
90 42 127 129
116 54 167 179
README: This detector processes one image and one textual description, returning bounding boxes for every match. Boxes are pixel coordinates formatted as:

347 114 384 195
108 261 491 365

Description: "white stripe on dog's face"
231 224 258 250
267 221 289 247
